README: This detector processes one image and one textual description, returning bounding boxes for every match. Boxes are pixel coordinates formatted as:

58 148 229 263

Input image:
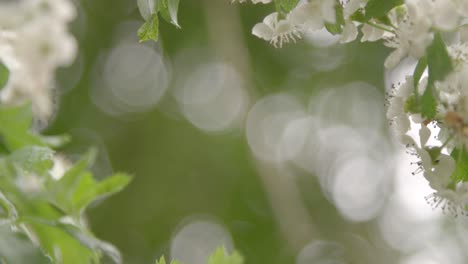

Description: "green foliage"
364 0 404 20
450 148 468 182
0 104 46 151
138 0 181 42
159 0 181 28
155 256 180 264
325 4 345 35
0 61 9 90
274 0 300 14
155 246 243 264
413 57 427 92
0 104 132 263
419 33 453 119
206 247 243 264
139 13 160 42
427 33 453 85
420 84 437 119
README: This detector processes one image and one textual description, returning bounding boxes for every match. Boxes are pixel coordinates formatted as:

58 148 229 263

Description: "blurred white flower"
0 0 77 121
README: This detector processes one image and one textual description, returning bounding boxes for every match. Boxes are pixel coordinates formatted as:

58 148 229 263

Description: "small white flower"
425 182 468 217
360 23 385 42
252 12 302 48
289 0 336 31
340 21 358 43
386 76 414 136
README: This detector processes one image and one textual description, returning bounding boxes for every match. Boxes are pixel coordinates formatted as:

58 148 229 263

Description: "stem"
364 21 393 33
440 133 454 149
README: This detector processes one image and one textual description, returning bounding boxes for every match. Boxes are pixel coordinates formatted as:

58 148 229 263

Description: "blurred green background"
44 0 421 263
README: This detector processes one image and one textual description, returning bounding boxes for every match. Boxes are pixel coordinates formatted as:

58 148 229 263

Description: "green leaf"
325 4 345 35
138 13 160 42
30 222 100 264
50 149 97 213
155 256 167 264
420 83 437 119
420 33 453 119
0 104 46 151
0 61 9 90
207 246 244 264
274 0 300 13
364 0 404 20
159 0 180 28
413 56 427 90
155 256 180 264
72 173 132 213
427 33 453 86
350 9 365 23
58 223 122 264
9 146 54 175
450 148 468 182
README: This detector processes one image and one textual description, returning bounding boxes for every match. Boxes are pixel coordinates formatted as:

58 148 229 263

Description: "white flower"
289 0 336 31
0 0 77 121
386 76 413 136
252 12 302 48
340 21 358 43
360 23 385 42
383 12 433 69
426 183 468 217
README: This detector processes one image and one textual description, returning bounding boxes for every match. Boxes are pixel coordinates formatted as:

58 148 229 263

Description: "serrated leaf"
0 61 9 90
72 173 132 213
427 33 453 86
138 13 159 42
207 246 244 264
364 0 404 20
9 146 54 175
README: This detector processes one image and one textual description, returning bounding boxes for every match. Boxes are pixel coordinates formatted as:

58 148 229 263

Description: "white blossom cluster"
381 9 468 215
233 0 468 216
0 0 77 120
